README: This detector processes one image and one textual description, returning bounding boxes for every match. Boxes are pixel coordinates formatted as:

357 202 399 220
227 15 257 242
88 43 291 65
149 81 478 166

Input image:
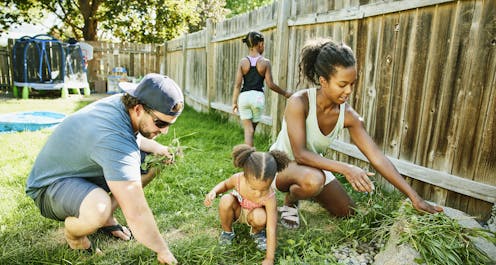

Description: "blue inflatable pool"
0 111 66 133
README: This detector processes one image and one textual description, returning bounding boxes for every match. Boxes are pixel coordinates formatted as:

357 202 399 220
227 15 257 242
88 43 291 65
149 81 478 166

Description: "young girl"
204 144 289 265
270 38 443 229
232 31 292 146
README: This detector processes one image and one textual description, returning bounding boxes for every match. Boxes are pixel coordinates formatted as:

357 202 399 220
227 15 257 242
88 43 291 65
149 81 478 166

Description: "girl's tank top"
241 56 264 93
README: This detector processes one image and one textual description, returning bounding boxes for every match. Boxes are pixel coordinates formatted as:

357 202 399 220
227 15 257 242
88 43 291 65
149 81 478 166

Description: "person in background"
26 73 184 264
232 31 293 146
270 38 443 229
204 144 290 265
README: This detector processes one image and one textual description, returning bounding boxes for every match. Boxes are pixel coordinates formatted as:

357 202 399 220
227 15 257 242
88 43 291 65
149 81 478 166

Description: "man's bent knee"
78 188 113 227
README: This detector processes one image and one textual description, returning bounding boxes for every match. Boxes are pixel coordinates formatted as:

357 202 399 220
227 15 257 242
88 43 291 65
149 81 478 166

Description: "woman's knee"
332 202 355 217
316 181 355 217
299 171 325 194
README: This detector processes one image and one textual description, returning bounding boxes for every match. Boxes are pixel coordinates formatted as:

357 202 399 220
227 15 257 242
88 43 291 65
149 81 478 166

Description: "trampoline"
0 111 66 133
11 35 90 99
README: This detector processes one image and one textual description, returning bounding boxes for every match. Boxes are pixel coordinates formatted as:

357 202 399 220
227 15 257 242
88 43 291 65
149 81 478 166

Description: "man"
26 73 183 265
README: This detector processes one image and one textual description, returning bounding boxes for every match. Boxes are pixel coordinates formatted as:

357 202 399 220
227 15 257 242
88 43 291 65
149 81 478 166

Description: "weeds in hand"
141 131 198 171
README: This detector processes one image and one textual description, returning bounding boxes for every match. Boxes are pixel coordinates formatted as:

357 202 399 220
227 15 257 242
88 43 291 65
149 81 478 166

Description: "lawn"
0 95 490 265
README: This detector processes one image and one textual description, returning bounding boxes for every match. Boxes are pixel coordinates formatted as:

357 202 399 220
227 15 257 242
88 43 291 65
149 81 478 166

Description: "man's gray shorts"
34 177 110 221
33 151 150 221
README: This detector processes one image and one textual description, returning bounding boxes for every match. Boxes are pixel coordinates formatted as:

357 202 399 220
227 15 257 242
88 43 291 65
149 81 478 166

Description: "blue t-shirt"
26 94 141 199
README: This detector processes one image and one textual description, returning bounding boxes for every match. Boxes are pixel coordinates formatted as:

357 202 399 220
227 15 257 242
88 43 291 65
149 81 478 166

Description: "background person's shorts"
238 90 265 122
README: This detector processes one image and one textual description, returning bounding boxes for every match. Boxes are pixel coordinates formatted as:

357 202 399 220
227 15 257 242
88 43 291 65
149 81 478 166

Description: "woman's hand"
343 165 375 192
204 190 216 207
411 197 444 214
232 103 238 114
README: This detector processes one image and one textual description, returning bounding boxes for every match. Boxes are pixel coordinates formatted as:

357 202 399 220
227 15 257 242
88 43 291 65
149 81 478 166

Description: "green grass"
0 95 490 264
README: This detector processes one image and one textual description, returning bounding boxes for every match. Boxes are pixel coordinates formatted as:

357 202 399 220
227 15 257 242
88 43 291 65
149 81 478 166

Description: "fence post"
181 33 188 92
270 0 291 140
161 42 168 75
8 38 14 96
205 18 215 110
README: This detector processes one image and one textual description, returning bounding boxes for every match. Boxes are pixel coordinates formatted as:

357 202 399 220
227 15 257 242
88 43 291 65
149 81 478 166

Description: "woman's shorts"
238 90 265 122
271 169 336 191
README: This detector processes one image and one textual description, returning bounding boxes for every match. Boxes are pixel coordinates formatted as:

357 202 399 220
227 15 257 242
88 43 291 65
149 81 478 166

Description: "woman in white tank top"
271 38 443 229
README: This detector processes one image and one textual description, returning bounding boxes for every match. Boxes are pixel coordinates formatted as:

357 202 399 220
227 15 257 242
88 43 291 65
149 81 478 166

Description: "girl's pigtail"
269 149 290 172
232 144 255 168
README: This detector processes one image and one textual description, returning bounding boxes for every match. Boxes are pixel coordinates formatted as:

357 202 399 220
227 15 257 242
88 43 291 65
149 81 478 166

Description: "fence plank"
270 0 291 138
330 140 496 203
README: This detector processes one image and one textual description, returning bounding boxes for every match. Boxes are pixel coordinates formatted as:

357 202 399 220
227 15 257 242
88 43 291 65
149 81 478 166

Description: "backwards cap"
119 73 184 116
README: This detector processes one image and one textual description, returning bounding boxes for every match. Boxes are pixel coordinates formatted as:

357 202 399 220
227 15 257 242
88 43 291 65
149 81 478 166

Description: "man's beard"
139 129 155 139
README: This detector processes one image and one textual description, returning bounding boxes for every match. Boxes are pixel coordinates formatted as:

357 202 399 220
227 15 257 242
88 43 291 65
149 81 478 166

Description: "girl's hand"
344 165 375 192
232 103 238 114
204 191 216 207
262 258 274 265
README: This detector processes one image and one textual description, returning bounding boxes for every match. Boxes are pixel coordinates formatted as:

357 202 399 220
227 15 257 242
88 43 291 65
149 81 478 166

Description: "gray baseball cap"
119 73 184 116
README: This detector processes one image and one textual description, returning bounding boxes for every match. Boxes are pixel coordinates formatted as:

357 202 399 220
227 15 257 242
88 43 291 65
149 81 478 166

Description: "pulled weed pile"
397 203 494 265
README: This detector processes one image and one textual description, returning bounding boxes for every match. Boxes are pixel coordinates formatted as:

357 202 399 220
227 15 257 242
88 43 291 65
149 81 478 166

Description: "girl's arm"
263 196 278 265
346 107 443 214
204 173 239 207
232 60 245 113
262 59 292 98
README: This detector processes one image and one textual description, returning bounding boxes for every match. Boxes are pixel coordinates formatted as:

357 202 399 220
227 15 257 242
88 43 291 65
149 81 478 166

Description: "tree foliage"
0 0 228 43
225 0 274 17
0 0 272 43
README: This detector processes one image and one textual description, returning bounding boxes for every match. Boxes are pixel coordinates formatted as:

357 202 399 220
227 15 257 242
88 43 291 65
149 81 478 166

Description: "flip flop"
278 205 300 229
79 238 101 255
97 224 132 240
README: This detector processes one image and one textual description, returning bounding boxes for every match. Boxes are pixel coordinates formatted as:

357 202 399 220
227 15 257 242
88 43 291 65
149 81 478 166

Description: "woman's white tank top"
270 87 345 159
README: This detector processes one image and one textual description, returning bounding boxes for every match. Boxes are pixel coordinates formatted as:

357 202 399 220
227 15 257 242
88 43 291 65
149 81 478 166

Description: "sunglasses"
144 107 171 128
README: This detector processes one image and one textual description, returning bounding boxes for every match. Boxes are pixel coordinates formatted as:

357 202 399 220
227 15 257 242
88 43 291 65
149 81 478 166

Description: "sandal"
97 224 132 240
278 205 300 229
82 238 101 255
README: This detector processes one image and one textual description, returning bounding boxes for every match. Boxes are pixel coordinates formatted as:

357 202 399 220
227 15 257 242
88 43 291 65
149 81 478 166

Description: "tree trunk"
79 0 101 41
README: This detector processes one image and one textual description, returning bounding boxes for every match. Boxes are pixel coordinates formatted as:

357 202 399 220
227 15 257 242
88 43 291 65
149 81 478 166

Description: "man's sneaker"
219 231 235 245
250 230 267 251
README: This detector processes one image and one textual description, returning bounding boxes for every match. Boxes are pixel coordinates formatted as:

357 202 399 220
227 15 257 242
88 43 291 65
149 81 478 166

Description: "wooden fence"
163 0 496 220
0 0 494 219
0 43 12 93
